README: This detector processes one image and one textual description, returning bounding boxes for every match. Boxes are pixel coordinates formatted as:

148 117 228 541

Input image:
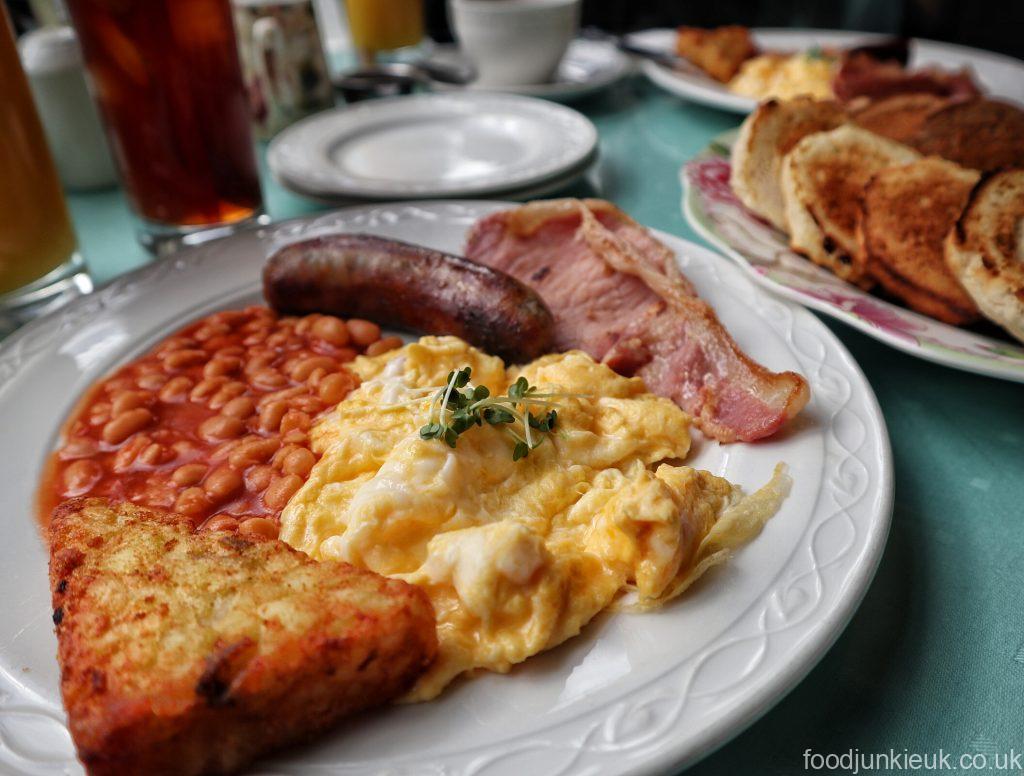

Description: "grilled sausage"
263 234 555 363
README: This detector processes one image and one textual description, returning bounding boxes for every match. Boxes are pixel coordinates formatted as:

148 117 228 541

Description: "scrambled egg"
279 337 787 700
729 52 836 101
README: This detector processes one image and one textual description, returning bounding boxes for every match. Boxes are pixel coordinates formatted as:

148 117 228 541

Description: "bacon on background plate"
832 52 980 103
464 199 810 443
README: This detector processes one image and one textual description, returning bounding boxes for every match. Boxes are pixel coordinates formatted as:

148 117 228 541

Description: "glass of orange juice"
0 8 91 336
345 0 424 65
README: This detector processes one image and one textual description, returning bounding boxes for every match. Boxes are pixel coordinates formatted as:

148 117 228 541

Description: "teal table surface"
64 77 1023 774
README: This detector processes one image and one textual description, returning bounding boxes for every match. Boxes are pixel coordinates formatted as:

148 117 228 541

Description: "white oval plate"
267 93 599 199
682 131 1024 382
430 39 633 102
632 27 1024 114
0 202 892 775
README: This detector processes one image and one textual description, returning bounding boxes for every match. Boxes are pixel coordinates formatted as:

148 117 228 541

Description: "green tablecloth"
65 77 1024 774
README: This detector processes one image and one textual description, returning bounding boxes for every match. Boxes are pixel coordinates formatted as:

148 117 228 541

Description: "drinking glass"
344 0 424 65
64 0 266 254
0 8 91 336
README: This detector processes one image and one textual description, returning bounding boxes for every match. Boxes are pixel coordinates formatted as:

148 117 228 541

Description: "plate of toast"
683 96 1024 381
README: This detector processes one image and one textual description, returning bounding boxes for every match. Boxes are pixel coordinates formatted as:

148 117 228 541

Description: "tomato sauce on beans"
38 306 399 535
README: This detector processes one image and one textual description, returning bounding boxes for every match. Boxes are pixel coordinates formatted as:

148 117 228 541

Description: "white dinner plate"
429 39 633 101
632 27 1024 113
682 131 1024 382
267 93 599 199
0 202 892 775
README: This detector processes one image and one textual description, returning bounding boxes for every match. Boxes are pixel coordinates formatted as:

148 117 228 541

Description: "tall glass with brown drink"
0 8 91 335
65 0 265 253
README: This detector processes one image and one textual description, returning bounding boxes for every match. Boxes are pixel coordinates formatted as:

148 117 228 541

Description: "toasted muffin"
49 498 437 776
857 157 980 324
780 124 920 285
945 169 1024 343
730 97 847 231
849 93 948 144
911 98 1024 171
675 25 757 83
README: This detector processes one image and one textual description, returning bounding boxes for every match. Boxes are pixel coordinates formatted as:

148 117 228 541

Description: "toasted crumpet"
849 93 948 144
780 124 920 285
911 98 1024 172
857 156 980 324
945 169 1024 343
730 97 847 231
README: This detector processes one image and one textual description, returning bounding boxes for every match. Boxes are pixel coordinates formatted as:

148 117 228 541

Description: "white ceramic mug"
232 0 333 139
448 0 581 87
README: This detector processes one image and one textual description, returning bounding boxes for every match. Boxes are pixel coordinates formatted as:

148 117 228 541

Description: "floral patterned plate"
682 130 1024 383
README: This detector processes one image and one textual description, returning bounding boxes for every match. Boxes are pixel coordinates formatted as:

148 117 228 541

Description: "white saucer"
430 38 632 101
276 147 600 204
267 93 599 200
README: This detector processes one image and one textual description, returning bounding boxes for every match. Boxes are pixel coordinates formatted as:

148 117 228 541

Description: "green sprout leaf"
419 367 577 461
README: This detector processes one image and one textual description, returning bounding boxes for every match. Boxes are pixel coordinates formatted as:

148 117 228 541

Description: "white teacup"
448 0 581 87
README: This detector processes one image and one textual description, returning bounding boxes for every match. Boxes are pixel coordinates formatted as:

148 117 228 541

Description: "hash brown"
49 498 437 776
675 25 757 83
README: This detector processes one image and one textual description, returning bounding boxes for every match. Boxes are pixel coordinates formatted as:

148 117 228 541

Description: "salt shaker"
18 25 116 191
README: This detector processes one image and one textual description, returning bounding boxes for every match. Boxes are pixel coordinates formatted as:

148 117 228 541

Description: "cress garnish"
418 367 569 460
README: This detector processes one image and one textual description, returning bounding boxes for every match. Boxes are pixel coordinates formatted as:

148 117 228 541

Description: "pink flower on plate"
687 157 775 230
687 158 743 207
802 288 927 343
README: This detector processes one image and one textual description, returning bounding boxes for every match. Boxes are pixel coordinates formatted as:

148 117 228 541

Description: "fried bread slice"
849 93 948 144
780 124 920 285
857 157 980 324
730 97 847 231
945 169 1024 343
675 25 757 83
49 498 437 776
911 98 1024 171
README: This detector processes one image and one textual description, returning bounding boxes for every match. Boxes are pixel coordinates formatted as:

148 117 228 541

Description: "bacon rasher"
464 199 810 442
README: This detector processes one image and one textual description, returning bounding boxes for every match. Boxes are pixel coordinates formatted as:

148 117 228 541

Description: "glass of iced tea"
65 0 266 254
0 8 91 336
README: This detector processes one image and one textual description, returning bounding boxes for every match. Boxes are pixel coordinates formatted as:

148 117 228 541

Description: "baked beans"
40 306 379 534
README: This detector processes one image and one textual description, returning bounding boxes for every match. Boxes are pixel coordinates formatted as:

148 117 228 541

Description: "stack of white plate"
267 92 599 203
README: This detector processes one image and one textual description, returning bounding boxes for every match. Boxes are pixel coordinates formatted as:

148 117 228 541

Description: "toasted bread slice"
50 498 437 776
945 169 1024 343
675 25 757 83
849 93 948 144
730 97 847 231
780 124 920 285
911 98 1024 171
857 157 981 324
